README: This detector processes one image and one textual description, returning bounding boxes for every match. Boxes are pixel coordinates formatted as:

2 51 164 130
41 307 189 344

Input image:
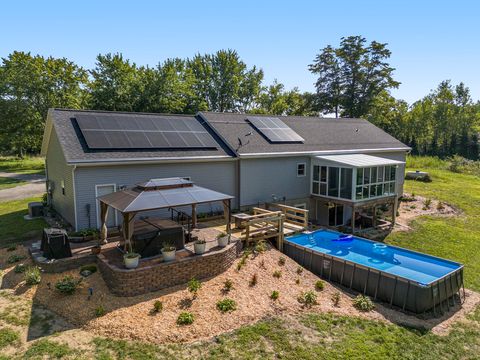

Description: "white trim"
239 147 410 158
95 183 118 229
68 155 235 166
294 203 307 209
72 165 78 231
296 162 306 177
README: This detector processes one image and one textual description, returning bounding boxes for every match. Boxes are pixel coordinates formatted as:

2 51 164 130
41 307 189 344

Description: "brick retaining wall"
29 247 97 273
97 241 242 296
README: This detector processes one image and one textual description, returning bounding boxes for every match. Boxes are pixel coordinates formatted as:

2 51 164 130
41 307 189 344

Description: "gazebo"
97 177 234 252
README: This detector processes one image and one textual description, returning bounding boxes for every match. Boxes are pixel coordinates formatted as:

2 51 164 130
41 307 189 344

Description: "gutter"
238 147 411 159
67 155 235 167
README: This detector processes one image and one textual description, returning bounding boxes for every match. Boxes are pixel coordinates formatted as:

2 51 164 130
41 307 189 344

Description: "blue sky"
1 0 479 103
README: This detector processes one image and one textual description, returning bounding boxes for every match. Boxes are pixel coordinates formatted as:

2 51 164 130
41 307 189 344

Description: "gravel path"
0 171 46 202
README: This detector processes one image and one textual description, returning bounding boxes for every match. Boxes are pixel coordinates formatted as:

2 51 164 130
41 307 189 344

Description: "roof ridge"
51 108 197 118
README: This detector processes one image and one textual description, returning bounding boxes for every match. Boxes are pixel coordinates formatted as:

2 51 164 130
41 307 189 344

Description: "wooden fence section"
241 210 285 251
265 203 309 231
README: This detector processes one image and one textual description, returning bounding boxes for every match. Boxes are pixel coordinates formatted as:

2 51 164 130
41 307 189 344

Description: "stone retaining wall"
29 248 97 273
98 241 242 296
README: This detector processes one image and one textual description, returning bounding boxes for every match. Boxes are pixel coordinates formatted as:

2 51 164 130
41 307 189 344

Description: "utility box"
28 202 44 218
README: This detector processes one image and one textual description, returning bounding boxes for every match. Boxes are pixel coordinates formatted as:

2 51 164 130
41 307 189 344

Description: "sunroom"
310 154 405 234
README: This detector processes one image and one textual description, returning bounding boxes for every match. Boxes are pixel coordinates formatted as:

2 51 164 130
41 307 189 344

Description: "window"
297 163 306 177
61 180 65 195
312 165 327 196
329 204 344 226
328 167 339 197
312 165 352 200
355 165 397 200
340 168 353 199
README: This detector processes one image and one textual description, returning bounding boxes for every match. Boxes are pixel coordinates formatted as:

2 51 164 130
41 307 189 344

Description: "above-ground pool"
285 229 464 315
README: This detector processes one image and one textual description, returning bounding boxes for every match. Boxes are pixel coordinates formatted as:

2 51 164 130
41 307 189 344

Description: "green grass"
0 156 45 175
386 157 480 290
23 339 75 359
0 197 47 247
0 328 19 350
0 177 27 190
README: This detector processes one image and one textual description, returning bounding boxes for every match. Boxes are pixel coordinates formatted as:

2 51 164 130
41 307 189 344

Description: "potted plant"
216 232 230 248
194 239 207 255
123 252 141 269
161 240 176 262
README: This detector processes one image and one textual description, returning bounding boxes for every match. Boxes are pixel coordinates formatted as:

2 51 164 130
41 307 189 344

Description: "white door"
96 184 117 228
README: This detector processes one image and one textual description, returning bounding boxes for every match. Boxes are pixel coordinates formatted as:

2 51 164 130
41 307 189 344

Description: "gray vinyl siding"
45 130 76 226
239 156 310 207
74 161 237 230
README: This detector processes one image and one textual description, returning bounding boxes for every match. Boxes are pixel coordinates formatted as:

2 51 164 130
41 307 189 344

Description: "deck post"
122 212 135 252
351 205 355 234
99 201 109 245
191 204 197 229
372 205 377 228
223 199 231 235
392 197 398 228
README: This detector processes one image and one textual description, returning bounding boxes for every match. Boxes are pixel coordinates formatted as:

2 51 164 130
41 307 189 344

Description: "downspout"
72 164 78 231
236 159 241 210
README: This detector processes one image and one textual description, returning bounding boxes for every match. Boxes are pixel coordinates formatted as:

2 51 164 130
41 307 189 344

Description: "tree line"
0 36 478 159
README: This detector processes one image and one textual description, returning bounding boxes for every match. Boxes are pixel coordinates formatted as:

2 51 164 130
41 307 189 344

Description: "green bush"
153 300 163 312
80 264 97 274
14 263 26 273
24 266 41 285
6 244 17 252
95 305 106 317
55 275 81 294
216 298 237 313
298 291 317 307
177 312 194 325
353 295 375 312
331 291 341 307
254 240 267 253
273 270 282 278
315 280 325 291
270 290 279 300
423 198 432 209
187 277 201 297
278 257 286 266
7 254 26 264
223 279 234 292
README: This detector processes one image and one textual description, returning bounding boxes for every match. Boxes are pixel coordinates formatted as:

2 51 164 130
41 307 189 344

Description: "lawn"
0 157 44 175
0 177 26 190
385 156 480 291
0 197 46 247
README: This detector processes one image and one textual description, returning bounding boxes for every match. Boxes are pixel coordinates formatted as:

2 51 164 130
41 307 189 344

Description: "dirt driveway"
0 171 45 202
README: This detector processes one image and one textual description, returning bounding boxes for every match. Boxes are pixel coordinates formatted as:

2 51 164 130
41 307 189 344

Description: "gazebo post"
223 199 231 234
99 201 109 245
191 204 197 228
122 212 135 253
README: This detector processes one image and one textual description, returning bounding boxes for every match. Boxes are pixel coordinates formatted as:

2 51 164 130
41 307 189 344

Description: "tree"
309 36 400 118
0 51 88 155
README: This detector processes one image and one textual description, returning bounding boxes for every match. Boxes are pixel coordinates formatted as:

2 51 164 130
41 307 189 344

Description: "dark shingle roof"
47 109 234 164
199 112 410 155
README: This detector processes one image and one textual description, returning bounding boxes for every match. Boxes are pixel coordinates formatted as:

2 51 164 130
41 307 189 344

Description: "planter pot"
91 245 101 255
124 254 140 269
162 248 176 262
217 236 229 248
194 242 206 255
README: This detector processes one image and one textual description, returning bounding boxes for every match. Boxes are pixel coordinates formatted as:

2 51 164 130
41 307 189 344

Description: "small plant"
270 290 279 300
152 300 163 313
6 244 17 252
187 277 201 298
216 232 227 239
259 259 266 269
353 295 375 312
7 254 26 264
331 291 341 307
237 253 248 271
437 201 445 211
161 240 176 252
14 264 26 273
273 270 282 278
298 291 317 307
249 273 258 287
177 312 194 325
55 275 81 294
223 279 234 292
195 238 206 244
315 280 325 291
423 198 432 210
254 240 267 253
278 257 286 266
95 305 106 317
216 298 237 313
124 252 140 259
410 205 417 209
24 266 41 285
295 278 300 285
80 264 97 274
296 266 303 275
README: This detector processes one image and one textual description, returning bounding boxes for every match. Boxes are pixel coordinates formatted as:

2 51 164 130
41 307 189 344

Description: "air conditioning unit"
28 202 44 218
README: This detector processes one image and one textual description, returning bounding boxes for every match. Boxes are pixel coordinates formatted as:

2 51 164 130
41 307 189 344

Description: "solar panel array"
247 116 304 143
75 113 218 150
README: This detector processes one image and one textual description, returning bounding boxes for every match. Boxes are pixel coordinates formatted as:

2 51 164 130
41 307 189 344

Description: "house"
40 109 410 231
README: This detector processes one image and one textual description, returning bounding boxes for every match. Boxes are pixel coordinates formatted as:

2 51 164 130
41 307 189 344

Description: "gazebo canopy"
98 177 233 213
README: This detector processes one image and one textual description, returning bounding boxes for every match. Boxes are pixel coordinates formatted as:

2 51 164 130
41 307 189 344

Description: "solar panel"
75 113 218 150
248 116 304 143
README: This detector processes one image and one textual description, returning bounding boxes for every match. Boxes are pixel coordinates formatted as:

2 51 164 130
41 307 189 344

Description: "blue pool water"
286 230 462 285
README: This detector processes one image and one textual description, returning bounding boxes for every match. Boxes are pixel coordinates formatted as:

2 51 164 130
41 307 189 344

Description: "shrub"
7 254 26 264
249 273 258 287
331 291 341 307
423 198 432 210
273 270 282 278
270 290 279 300
24 266 41 285
254 240 267 253
6 244 17 252
55 276 81 294
437 201 445 211
315 280 325 291
152 300 163 313
278 257 286 266
296 266 303 275
95 305 106 317
216 298 237 313
187 277 201 297
353 295 375 312
298 291 317 307
216 232 227 239
177 312 194 325
237 253 248 271
14 264 26 273
223 279 234 292
80 264 97 274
